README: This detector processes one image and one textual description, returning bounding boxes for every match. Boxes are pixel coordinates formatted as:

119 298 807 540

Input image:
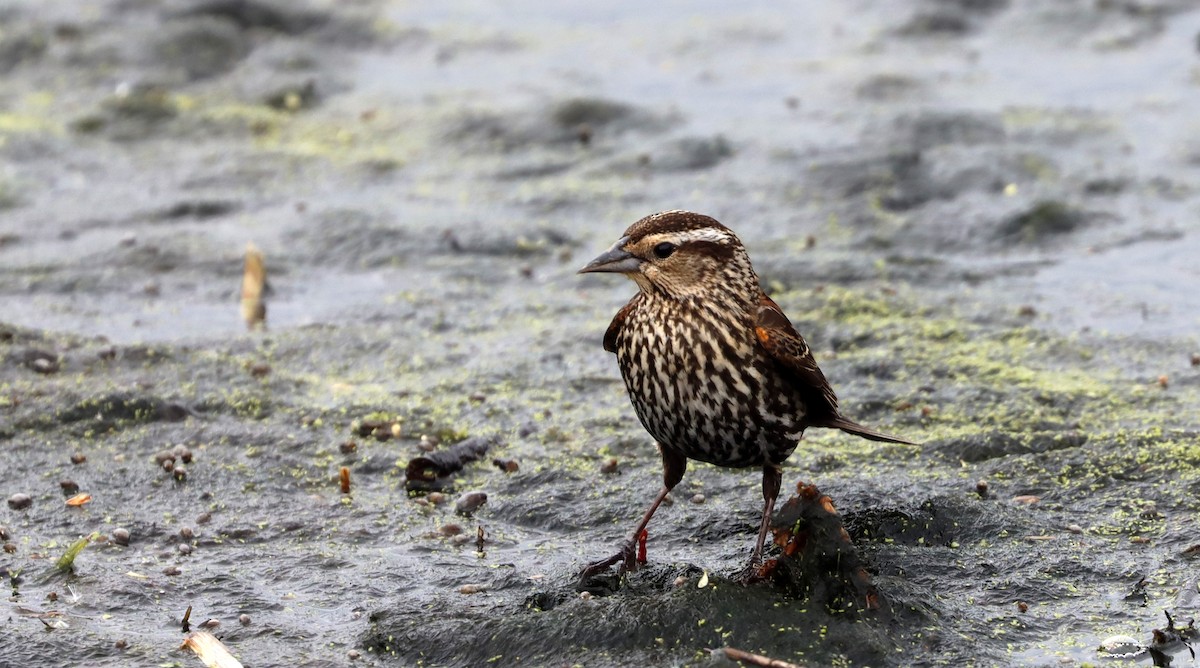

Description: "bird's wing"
603 294 641 354
753 292 840 418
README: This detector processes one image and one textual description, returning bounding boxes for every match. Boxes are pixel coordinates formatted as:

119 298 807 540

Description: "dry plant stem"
718 646 809 668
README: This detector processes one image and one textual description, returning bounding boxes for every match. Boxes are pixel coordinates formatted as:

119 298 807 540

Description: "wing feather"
753 293 839 418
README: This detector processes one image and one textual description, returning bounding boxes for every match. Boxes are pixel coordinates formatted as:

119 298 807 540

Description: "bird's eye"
653 242 677 259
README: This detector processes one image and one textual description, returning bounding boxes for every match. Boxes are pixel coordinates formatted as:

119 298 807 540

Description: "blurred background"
2 0 1198 341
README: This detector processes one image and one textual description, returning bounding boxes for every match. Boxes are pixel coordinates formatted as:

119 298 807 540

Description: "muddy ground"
2 1 1200 666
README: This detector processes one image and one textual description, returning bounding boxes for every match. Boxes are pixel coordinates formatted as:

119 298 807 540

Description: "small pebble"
1066 524 1084 534
672 576 687 587
1098 635 1143 657
1016 601 1028 613
1191 353 1200 367
600 458 619 475
1157 375 1169 389
114 639 128 650
7 493 32 510
196 512 212 524
60 479 80 494
239 614 251 626
163 566 181 576
173 465 187 481
450 534 472 546
3 543 15 554
154 450 175 465
180 527 194 540
439 524 464 536
249 363 271 378
47 591 58 602
391 423 402 438
31 357 59 374
177 543 193 556
70 453 87 465
1012 495 1040 505
161 458 175 472
0 526 8 540
690 493 706 504
459 584 487 594
200 618 220 629
339 441 357 454
493 458 519 473
455 491 487 515
112 528 131 545
426 492 446 505
579 591 593 601
348 649 361 660
172 444 193 464
975 480 989 498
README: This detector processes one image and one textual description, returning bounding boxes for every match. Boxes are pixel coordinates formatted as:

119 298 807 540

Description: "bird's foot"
578 531 646 582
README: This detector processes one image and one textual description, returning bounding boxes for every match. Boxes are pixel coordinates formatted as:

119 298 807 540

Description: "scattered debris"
405 436 496 491
54 533 98 574
1124 576 1149 606
65 493 92 507
7 493 32 510
492 458 519 473
25 350 60 374
454 491 487 516
1099 611 1197 665
181 630 244 668
240 242 267 331
714 646 807 668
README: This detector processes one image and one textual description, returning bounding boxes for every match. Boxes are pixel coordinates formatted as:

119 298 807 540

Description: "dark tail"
820 415 917 445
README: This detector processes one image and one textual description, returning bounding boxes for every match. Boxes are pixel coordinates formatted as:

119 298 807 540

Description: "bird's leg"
580 446 686 580
748 464 783 569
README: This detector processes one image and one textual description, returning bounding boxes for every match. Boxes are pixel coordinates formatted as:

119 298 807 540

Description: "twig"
715 647 809 668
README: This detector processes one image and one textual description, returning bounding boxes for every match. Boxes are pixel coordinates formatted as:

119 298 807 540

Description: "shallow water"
2 1 1200 666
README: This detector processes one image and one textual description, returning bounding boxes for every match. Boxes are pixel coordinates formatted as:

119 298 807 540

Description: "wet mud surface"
2 1 1200 666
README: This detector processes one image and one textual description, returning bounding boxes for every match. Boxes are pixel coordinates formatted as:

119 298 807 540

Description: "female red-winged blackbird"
579 210 914 579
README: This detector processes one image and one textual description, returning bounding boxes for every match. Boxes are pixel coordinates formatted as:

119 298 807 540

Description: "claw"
579 538 640 582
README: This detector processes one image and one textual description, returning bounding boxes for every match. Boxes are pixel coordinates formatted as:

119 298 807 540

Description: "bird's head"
579 210 758 302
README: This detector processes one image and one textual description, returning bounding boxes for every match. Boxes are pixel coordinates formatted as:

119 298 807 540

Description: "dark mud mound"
364 564 905 668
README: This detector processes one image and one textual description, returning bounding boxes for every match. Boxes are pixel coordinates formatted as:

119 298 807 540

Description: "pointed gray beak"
578 236 641 274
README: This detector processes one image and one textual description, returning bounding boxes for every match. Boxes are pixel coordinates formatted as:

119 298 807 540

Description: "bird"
577 210 914 580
